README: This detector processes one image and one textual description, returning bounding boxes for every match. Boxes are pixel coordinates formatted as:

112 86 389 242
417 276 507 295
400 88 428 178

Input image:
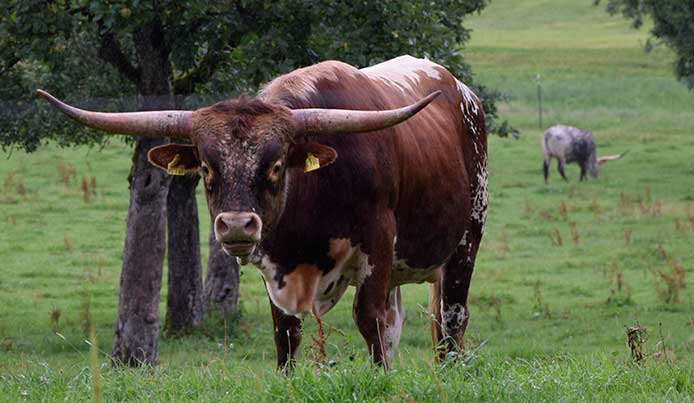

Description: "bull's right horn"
598 150 628 165
291 90 442 136
37 90 192 139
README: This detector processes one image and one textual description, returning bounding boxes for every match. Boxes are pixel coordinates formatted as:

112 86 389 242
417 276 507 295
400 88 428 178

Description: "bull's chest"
256 239 361 317
254 238 443 318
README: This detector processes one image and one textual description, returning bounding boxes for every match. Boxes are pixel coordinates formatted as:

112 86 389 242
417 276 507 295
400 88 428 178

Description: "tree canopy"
1 0 511 153
596 0 694 89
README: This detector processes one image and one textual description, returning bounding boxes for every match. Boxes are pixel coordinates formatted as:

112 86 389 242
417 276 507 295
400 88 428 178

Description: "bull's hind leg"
429 232 480 361
543 157 551 184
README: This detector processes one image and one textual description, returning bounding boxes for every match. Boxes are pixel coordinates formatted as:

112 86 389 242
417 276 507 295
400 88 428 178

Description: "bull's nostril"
214 216 230 237
244 215 259 236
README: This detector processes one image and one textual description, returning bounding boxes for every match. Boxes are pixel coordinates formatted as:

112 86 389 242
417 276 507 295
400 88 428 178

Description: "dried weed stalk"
3 172 16 203
650 258 686 304
569 221 580 244
57 163 76 186
532 280 552 319
607 260 632 306
310 314 327 366
559 201 568 220
547 228 563 247
626 323 648 363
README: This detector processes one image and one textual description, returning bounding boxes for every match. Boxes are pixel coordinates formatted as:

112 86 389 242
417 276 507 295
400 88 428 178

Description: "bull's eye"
269 160 283 182
201 163 213 190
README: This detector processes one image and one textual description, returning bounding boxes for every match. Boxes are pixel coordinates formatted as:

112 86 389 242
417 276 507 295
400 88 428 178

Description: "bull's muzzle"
214 212 262 258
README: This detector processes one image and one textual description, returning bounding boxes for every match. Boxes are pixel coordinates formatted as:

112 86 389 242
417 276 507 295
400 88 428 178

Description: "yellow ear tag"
304 153 321 173
167 154 186 176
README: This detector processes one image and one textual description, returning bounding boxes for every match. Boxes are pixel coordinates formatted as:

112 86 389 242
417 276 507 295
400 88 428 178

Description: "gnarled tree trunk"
164 172 203 334
111 21 175 366
111 136 170 366
203 229 241 319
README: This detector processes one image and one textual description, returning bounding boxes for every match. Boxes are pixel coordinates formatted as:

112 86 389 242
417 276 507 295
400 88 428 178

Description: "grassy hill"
1 0 692 401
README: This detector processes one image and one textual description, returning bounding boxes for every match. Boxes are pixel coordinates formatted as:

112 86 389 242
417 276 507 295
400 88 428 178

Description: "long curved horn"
291 90 442 135
37 90 192 139
598 150 628 165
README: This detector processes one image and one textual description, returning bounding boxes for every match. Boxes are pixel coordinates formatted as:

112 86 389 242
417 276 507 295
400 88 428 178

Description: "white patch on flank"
458 230 469 247
471 159 489 232
361 55 444 92
355 249 374 286
312 239 359 317
440 302 468 337
456 79 480 116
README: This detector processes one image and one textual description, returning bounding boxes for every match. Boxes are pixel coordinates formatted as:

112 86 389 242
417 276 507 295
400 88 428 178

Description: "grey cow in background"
542 125 626 183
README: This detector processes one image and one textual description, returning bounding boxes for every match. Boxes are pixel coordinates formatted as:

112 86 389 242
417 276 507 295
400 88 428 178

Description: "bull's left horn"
291 90 442 136
37 90 192 139
598 150 628 165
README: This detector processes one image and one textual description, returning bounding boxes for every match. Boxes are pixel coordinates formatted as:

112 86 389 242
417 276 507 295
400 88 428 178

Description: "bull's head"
590 151 628 178
37 90 439 262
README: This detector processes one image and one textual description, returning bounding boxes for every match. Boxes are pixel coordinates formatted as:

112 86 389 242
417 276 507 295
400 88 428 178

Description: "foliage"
0 0 510 153
595 0 694 89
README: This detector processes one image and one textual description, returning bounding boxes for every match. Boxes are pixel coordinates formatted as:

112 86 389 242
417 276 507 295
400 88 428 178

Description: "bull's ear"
288 142 338 173
147 144 200 175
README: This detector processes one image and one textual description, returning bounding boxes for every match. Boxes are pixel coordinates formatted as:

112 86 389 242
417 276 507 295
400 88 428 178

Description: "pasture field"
1 0 693 401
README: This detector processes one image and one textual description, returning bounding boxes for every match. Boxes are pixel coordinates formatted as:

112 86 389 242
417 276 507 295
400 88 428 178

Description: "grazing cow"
542 124 626 183
38 55 487 369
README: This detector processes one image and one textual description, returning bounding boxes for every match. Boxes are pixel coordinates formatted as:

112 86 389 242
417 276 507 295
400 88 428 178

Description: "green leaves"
1 0 508 151
597 0 694 89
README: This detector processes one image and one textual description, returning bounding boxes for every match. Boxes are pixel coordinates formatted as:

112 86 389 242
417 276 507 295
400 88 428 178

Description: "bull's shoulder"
259 60 363 106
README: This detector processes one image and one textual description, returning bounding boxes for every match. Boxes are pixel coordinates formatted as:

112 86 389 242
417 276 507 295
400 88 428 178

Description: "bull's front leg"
268 296 302 372
352 213 397 368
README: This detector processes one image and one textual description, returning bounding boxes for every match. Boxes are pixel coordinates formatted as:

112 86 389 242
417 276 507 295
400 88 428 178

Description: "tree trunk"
111 137 170 366
164 173 203 334
203 229 241 319
111 21 175 366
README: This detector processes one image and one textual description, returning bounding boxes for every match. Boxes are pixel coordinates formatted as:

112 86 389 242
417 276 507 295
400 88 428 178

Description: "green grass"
1 0 693 401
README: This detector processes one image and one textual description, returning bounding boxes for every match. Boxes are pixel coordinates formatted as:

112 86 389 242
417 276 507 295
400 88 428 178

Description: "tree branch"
0 54 20 76
97 29 140 84
173 49 226 96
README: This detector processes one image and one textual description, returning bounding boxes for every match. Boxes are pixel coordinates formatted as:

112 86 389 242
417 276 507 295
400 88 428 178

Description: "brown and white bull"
542 124 626 183
38 55 487 369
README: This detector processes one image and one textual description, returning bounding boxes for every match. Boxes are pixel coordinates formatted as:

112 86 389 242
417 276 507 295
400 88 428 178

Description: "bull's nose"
214 211 262 243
